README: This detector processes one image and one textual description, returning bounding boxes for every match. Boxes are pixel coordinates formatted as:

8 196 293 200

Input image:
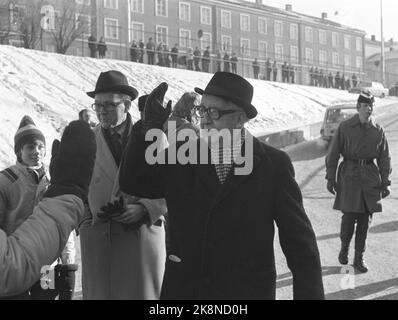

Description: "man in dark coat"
326 91 392 273
252 58 260 79
88 35 97 58
202 47 211 73
230 53 238 74
119 72 324 300
193 47 201 71
146 38 156 65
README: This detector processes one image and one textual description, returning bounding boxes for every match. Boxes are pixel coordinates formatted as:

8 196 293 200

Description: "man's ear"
236 112 248 129
124 100 132 112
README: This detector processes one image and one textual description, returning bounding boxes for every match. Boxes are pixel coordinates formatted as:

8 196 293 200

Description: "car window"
372 82 383 88
326 108 357 124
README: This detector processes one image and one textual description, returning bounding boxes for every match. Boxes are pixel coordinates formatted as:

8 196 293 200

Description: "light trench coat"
79 124 167 300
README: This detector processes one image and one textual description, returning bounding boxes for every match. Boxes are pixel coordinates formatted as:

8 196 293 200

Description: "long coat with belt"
326 114 391 214
79 122 167 300
119 129 324 300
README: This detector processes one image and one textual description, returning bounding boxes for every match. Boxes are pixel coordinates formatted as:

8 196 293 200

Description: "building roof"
215 0 366 35
367 50 398 62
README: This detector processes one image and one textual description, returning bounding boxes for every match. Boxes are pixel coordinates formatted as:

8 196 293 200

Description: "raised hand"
142 82 172 131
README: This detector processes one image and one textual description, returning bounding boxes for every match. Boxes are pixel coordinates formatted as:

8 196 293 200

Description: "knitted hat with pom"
14 116 46 154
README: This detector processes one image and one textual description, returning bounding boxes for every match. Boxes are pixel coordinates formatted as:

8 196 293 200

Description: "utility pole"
380 0 386 85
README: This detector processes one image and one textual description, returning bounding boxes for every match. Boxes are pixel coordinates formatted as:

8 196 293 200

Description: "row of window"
131 1 362 51
75 0 118 9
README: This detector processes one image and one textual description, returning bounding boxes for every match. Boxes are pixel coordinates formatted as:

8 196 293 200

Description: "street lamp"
380 0 386 85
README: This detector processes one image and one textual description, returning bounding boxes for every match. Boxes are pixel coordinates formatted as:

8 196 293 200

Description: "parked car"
349 81 389 98
320 104 357 142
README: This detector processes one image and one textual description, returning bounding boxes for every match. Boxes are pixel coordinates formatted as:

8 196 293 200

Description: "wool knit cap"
358 90 375 105
14 116 46 154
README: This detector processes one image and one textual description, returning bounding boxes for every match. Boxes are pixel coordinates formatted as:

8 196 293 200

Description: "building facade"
1 0 366 84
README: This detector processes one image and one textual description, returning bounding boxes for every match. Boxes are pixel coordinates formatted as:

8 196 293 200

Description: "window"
104 18 118 39
305 48 313 64
179 29 191 48
221 35 232 52
344 54 351 67
156 25 168 44
221 10 231 28
258 17 267 34
356 56 363 69
319 30 327 45
200 6 211 25
131 22 144 42
332 52 339 66
241 38 250 56
131 0 143 13
156 0 167 17
305 27 313 42
332 32 339 47
201 32 212 50
290 23 298 40
75 0 91 5
275 43 283 60
104 0 118 9
258 41 267 58
290 45 298 62
76 13 91 37
274 21 283 37
179 2 190 21
319 50 327 66
344 35 351 50
356 37 362 51
240 14 250 32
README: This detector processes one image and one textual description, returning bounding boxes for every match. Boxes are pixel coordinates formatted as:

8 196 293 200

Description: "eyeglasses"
91 100 129 112
194 106 240 120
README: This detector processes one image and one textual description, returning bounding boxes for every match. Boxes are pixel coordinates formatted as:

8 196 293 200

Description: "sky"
246 0 398 42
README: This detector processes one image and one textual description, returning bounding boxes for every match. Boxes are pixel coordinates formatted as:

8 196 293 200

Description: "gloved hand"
142 82 172 131
381 185 391 199
327 179 338 195
45 121 96 202
112 204 147 226
97 197 125 220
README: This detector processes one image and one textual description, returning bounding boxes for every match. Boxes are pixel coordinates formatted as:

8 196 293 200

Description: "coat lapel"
94 127 118 184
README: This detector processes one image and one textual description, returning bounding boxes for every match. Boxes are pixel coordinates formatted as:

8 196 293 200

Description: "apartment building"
1 0 366 83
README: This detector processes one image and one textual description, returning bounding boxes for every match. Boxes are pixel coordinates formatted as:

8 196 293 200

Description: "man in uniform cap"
326 90 392 273
119 72 324 300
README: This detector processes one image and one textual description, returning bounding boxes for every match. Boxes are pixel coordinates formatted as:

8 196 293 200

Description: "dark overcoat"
120 130 324 300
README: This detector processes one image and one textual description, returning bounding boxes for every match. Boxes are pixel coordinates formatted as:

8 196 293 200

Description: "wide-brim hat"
87 70 139 100
194 72 258 119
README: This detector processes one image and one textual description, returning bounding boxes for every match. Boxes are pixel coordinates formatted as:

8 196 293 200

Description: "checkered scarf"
210 130 245 184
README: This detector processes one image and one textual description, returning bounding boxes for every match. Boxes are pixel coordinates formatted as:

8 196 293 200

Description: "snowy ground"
1 44 395 169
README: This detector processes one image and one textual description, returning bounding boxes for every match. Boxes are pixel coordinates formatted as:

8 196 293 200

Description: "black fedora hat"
194 72 258 119
87 70 139 100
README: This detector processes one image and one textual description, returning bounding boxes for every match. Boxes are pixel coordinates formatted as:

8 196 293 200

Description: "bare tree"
49 1 93 54
19 0 44 49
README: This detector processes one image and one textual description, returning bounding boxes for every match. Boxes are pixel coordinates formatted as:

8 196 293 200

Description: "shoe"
338 248 349 265
353 252 369 273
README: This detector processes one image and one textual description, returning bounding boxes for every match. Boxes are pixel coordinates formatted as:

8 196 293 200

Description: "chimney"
321 12 328 19
371 35 376 41
285 4 292 12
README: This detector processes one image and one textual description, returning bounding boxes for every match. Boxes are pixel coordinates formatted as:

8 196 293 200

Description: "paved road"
275 103 398 300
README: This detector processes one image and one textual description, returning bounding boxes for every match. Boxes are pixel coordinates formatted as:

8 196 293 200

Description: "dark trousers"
340 212 373 253
148 52 155 65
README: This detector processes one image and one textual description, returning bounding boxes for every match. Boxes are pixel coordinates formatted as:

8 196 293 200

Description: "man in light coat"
326 91 392 273
80 70 167 300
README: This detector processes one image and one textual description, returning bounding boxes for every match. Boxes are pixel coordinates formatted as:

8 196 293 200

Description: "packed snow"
0 45 395 168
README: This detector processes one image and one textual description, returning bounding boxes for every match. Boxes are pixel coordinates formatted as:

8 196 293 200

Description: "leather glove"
381 186 391 199
327 179 337 195
142 82 172 131
97 197 125 220
49 139 60 181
